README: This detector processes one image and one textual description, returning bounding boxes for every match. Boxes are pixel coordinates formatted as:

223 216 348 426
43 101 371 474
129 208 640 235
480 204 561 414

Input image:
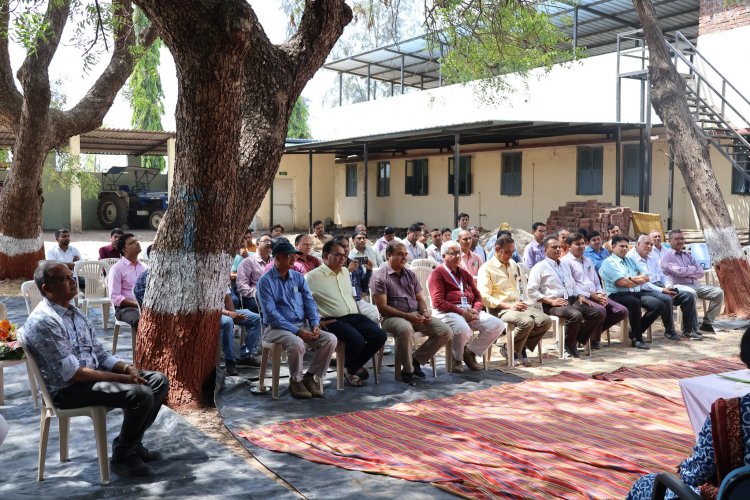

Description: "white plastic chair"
74 261 112 328
21 280 43 315
100 257 121 269
410 258 439 269
19 334 111 485
112 302 139 356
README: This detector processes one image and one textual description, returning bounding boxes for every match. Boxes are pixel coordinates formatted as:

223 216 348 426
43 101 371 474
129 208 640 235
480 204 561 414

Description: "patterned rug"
239 357 745 499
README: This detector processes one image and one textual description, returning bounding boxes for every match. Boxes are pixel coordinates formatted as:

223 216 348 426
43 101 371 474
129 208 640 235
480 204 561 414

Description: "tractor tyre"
97 193 128 229
149 210 164 231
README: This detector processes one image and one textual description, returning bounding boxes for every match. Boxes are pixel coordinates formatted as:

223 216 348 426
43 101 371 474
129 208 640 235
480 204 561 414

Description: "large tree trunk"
0 0 148 279
633 0 750 318
134 0 352 408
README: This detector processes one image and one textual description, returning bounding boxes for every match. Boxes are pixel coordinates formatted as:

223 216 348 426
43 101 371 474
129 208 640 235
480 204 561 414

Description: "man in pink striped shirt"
108 233 147 331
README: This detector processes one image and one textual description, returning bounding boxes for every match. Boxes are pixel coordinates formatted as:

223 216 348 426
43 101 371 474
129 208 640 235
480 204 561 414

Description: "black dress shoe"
664 331 681 341
111 454 154 477
631 339 650 350
225 360 238 376
136 444 163 462
591 341 601 350
236 355 261 368
564 346 581 358
699 323 716 334
412 358 426 378
401 370 415 383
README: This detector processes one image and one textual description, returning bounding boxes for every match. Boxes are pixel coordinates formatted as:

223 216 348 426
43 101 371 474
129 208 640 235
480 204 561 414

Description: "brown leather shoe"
289 379 312 399
463 346 482 371
302 373 324 398
451 356 464 373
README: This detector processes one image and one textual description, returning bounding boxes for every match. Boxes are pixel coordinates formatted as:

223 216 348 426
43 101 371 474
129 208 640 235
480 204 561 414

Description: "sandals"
344 372 364 387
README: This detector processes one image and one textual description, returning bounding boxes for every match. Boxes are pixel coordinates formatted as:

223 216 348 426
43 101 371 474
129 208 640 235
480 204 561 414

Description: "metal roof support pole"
400 55 405 94
615 125 622 207
68 135 82 233
363 144 369 226
573 6 578 55
339 72 343 107
453 134 460 225
390 81 394 97
308 151 313 230
667 147 675 230
367 65 371 101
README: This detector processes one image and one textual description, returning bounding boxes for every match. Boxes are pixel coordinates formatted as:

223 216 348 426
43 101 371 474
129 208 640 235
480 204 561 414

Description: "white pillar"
69 135 83 233
167 137 176 201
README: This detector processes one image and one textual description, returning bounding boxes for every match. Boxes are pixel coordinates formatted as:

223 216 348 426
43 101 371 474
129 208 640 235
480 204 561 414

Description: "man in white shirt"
649 229 670 261
404 223 427 262
470 227 486 262
527 236 605 358
425 228 444 263
451 213 470 240
627 234 702 341
46 228 82 271
349 230 381 266
562 232 628 349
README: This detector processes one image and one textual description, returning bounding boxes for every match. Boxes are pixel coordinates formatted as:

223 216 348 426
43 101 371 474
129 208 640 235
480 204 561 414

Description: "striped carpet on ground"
239 357 745 499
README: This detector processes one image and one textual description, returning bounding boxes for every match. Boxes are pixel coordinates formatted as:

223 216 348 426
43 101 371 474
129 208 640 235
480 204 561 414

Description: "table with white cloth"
679 369 750 437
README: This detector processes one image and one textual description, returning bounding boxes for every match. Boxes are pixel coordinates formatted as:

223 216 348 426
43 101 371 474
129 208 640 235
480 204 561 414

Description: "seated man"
562 232 628 349
349 230 381 267
134 245 153 306
599 235 665 350
23 262 168 477
603 224 622 253
425 228 444 263
429 240 504 372
99 228 124 259
527 236 605 358
404 223 427 262
486 229 521 263
627 234 702 341
305 241 387 386
371 241 451 382
457 229 483 277
478 235 551 366
584 230 610 272
469 227 486 262
231 230 255 275
649 229 670 261
374 226 399 255
451 213 470 241
47 227 84 289
333 235 379 324
662 229 724 334
294 234 321 274
108 233 147 331
522 222 547 269
349 224 374 248
270 224 285 238
557 228 570 257
310 219 332 253
257 240 337 399
236 234 273 312
220 287 262 375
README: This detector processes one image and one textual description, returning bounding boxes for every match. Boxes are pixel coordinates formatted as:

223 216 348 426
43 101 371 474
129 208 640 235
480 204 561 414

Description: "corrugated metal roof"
323 0 700 87
0 126 175 155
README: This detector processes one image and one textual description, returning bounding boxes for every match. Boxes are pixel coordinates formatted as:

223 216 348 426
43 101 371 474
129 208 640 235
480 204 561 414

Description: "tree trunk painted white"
633 0 750 317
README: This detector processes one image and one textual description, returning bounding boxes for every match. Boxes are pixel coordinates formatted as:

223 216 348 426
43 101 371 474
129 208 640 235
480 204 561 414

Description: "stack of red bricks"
546 200 632 235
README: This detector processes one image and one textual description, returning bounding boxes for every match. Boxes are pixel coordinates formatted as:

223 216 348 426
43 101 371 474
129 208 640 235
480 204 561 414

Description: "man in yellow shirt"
305 240 387 386
477 234 551 366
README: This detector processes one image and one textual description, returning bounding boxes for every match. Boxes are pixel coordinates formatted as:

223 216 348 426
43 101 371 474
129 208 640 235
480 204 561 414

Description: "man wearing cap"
257 240 337 399
375 226 399 254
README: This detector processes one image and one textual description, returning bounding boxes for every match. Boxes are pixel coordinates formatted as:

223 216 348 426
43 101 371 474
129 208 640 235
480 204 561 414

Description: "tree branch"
0 1 22 129
18 0 71 81
50 0 145 145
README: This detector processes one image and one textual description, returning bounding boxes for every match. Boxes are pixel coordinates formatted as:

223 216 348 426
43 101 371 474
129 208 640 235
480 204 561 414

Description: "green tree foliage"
426 1 576 103
287 97 311 139
128 6 165 171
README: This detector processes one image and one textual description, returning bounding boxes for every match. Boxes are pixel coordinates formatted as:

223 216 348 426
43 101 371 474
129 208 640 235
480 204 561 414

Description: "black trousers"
609 291 665 341
324 314 387 374
53 371 169 459
542 302 605 350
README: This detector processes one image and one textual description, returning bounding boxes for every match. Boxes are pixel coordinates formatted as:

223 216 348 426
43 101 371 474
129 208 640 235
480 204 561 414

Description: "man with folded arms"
371 241 451 382
478 235 551 366
306 241 387 386
661 229 724 334
599 236 665 350
428 240 504 372
257 241 337 399
562 232 628 350
627 234 702 341
23 262 168 477
527 236 605 358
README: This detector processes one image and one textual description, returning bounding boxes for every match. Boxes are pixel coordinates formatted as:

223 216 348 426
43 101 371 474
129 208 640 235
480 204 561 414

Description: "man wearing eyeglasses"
23 262 169 477
305 240 387 387
478 234 551 367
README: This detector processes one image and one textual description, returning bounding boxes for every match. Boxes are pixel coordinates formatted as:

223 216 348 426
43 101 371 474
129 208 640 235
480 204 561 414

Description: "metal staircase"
616 29 750 187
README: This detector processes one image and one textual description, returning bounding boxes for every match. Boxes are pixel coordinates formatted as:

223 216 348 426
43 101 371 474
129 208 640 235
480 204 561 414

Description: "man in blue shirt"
583 230 610 272
257 241 337 399
23 262 168 477
599 236 665 350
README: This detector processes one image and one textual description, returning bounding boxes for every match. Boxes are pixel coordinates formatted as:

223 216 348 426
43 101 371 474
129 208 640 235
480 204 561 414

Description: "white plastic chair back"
21 281 43 315
411 266 433 305
410 258 439 269
100 258 120 270
74 261 108 300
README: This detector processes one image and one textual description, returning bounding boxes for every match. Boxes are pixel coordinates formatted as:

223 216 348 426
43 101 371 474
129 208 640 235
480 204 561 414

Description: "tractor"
96 166 168 231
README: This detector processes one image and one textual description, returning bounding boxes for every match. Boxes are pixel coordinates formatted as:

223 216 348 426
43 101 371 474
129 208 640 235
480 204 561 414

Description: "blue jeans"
220 309 261 361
